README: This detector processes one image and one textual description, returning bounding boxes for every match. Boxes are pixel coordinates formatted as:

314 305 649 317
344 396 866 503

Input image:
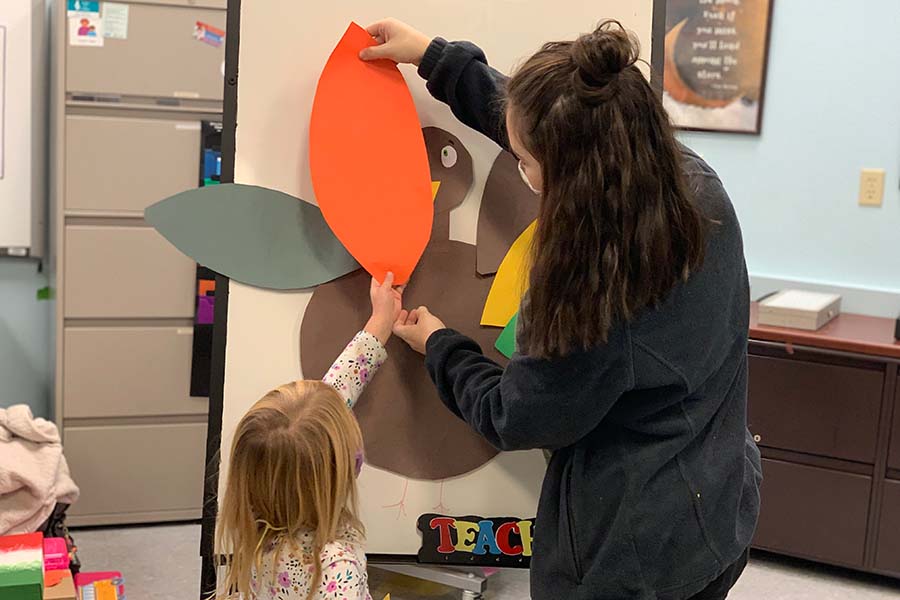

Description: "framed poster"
663 0 774 134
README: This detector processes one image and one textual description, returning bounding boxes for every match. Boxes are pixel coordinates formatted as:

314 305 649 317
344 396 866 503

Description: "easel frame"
198 0 668 596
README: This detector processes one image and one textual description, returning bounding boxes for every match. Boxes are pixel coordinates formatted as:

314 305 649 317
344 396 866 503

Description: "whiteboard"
0 0 44 256
221 0 654 556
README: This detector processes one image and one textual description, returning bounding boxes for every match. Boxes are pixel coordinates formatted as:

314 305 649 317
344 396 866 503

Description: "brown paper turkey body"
301 127 538 481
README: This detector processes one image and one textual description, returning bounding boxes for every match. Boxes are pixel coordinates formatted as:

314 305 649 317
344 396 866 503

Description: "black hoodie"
418 38 762 599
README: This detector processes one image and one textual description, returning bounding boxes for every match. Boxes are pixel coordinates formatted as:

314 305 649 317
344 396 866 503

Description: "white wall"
0 260 50 416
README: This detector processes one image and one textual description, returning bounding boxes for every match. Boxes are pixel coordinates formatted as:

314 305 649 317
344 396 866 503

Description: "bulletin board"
199 0 662 588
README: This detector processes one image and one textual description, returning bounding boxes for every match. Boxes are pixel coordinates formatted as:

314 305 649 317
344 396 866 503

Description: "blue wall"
0 261 50 418
678 0 900 294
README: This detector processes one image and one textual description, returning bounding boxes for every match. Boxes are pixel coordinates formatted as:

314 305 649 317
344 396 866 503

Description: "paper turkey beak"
431 181 441 202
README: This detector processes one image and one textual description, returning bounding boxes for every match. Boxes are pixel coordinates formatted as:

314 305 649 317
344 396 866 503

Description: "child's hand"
359 19 431 65
365 272 404 346
393 306 446 355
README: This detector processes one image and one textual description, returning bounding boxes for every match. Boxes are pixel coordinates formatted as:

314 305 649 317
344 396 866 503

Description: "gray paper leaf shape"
146 183 360 290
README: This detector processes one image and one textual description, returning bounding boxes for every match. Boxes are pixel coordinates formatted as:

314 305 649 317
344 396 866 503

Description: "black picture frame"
663 0 775 135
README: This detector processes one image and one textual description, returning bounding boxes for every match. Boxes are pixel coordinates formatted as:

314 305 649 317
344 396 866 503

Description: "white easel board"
218 0 654 556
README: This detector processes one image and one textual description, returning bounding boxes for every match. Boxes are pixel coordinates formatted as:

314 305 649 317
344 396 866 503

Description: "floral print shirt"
248 330 385 599
251 527 372 600
322 330 388 409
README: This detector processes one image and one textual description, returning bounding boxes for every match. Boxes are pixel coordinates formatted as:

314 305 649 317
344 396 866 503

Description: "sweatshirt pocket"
561 460 585 582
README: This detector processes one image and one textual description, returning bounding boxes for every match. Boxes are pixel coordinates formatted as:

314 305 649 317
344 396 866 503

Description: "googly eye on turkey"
441 145 458 168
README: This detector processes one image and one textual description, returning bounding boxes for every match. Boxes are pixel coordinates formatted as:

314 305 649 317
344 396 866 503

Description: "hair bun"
571 20 640 90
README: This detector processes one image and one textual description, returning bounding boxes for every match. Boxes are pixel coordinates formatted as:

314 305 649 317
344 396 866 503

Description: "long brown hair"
507 20 706 358
215 381 364 599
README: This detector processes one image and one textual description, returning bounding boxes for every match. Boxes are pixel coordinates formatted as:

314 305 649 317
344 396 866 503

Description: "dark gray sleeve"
417 38 510 150
424 326 635 451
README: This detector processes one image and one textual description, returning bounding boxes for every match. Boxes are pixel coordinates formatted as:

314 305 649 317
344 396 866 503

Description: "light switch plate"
858 168 885 206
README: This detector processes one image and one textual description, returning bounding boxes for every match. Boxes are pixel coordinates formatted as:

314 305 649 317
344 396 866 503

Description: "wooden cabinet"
748 355 882 463
889 377 900 473
879 379 900 574
876 480 900 573
754 459 871 567
748 305 900 579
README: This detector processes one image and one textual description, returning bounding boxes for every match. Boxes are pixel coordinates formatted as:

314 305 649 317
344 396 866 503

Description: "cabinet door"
889 377 900 472
64 225 195 318
67 3 225 100
65 422 206 523
753 459 871 567
65 115 200 215
875 479 900 574
748 355 882 463
64 326 207 418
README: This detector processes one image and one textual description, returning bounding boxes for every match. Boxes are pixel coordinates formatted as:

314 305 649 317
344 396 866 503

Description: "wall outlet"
858 168 885 206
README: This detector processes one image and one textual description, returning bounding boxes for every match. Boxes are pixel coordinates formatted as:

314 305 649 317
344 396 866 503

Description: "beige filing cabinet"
50 0 225 526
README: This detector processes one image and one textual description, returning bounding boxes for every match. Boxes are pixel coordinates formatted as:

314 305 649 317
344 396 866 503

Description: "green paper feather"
495 312 518 358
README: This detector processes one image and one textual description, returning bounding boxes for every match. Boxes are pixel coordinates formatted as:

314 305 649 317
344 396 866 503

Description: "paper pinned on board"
67 0 99 16
145 183 360 290
309 22 433 285
68 11 104 47
102 3 129 40
476 150 540 276
481 221 535 327
495 313 518 359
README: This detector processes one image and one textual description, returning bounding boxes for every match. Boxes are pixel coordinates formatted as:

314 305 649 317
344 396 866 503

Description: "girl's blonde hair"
215 380 364 599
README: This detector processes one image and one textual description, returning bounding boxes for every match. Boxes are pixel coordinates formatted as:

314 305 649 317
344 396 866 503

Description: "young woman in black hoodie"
362 19 762 600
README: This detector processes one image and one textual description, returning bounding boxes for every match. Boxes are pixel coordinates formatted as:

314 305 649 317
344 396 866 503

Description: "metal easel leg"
370 562 487 599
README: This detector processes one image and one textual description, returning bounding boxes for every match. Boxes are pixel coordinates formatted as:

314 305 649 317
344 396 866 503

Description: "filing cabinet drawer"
753 459 871 567
889 377 900 472
129 0 226 8
875 479 900 574
65 422 206 519
67 2 225 100
65 115 200 214
748 355 883 463
64 326 207 418
64 225 194 318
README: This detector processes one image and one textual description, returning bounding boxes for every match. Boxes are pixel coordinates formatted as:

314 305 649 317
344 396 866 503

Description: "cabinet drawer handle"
753 434 762 443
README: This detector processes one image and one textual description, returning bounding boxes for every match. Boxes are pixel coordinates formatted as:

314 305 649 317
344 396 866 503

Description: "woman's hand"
393 306 446 355
365 272 404 346
359 18 431 65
